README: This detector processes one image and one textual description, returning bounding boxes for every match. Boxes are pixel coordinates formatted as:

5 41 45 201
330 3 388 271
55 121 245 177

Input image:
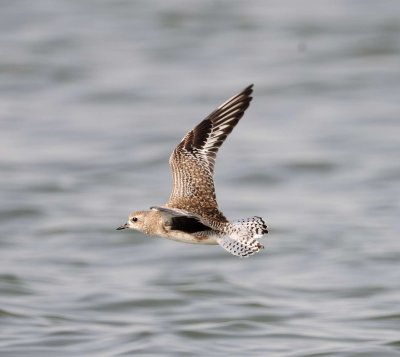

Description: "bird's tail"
232 216 268 238
217 217 268 257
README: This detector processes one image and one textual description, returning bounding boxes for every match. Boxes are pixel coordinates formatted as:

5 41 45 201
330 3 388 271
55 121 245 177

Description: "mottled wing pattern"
166 85 254 223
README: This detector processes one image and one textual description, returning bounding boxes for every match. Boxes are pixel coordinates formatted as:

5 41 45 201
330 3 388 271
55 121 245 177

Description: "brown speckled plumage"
117 85 268 257
167 85 253 226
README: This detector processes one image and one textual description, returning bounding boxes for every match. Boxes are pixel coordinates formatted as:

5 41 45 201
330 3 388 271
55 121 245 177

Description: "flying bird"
117 84 268 257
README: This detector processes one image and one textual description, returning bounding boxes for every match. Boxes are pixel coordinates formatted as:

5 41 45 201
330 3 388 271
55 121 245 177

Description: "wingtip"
240 84 254 101
244 83 254 93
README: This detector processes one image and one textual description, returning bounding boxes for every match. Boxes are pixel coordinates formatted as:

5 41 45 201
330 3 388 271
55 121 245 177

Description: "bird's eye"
131 217 138 222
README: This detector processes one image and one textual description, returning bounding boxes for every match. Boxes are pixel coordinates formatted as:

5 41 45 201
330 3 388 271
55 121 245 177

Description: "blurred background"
1 0 399 356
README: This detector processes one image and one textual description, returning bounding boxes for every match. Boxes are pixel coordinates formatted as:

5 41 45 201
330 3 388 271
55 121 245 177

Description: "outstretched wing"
166 84 253 223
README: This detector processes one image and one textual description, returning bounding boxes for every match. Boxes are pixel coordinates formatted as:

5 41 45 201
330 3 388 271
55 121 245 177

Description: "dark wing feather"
170 216 211 233
181 84 253 174
167 85 253 223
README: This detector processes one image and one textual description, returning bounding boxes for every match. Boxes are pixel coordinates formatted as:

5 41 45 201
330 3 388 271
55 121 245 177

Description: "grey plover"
117 84 268 257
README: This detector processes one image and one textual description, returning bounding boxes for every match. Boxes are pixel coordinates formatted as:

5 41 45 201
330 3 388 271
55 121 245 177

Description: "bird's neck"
143 210 167 236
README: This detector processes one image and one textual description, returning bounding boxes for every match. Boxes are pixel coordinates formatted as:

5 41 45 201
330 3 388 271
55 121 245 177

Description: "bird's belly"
163 230 218 245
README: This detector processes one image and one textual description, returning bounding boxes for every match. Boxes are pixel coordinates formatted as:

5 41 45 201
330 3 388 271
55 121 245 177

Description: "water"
1 0 400 355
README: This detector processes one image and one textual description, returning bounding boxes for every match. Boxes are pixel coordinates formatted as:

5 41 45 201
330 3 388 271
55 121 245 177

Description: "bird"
117 84 268 257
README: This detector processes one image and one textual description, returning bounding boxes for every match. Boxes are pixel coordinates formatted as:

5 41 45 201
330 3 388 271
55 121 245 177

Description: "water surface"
1 1 400 356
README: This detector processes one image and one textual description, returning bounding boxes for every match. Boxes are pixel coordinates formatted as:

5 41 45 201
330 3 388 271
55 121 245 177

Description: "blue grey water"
1 1 400 356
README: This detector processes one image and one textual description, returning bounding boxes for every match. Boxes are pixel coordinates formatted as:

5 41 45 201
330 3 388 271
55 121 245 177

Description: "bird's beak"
116 223 129 230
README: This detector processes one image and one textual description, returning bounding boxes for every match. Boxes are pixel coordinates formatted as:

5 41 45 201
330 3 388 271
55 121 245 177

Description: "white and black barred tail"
217 234 263 257
216 217 268 257
233 216 268 239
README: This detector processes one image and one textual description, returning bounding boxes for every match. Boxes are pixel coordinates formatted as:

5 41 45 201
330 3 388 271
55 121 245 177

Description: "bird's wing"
151 206 199 219
166 85 253 223
151 206 212 233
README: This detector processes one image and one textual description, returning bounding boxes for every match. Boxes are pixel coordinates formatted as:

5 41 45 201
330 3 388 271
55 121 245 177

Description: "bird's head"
116 211 147 231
